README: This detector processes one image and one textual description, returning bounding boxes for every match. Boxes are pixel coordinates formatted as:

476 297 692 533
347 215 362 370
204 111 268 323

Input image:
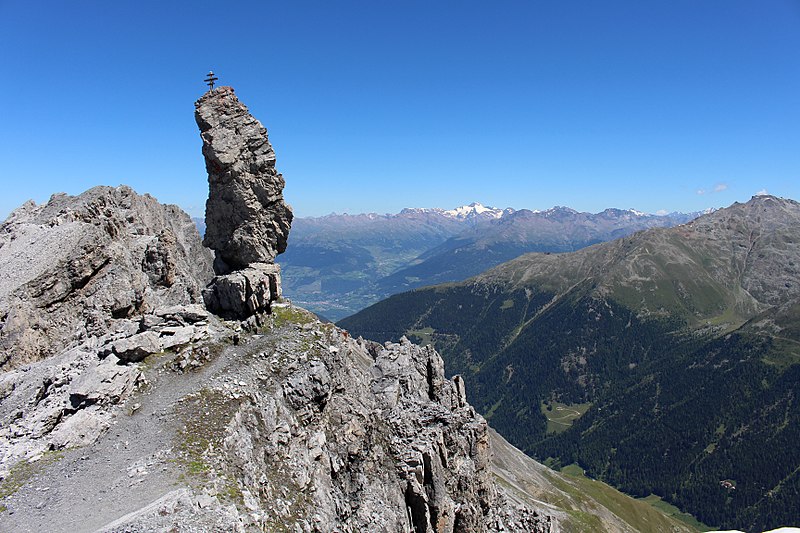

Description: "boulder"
202 263 282 319
111 331 162 362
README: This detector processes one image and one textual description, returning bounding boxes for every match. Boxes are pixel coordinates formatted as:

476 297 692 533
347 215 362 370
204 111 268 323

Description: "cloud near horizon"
696 182 729 195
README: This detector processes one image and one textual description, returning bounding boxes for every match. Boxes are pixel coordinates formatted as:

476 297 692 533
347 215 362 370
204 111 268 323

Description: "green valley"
339 195 800 531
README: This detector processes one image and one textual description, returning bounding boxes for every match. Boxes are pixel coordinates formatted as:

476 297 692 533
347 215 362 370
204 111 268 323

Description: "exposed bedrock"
195 86 293 271
195 86 292 319
0 185 214 369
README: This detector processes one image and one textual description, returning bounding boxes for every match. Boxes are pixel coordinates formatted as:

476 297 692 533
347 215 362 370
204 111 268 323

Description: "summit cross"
204 71 218 90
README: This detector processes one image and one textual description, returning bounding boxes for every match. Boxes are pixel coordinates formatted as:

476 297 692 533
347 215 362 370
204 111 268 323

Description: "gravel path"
0 334 268 533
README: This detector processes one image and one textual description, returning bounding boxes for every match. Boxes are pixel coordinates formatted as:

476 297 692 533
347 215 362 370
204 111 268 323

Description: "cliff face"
165 313 551 532
0 185 214 369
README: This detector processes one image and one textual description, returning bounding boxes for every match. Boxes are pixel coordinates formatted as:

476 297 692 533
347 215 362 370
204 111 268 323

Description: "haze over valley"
276 202 701 321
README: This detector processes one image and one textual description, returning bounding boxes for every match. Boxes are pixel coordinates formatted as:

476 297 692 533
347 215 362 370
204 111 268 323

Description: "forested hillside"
339 195 800 531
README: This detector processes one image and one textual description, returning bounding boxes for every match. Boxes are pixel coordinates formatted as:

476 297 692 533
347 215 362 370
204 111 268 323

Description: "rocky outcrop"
0 186 214 369
196 86 292 269
202 263 282 321
195 86 292 319
0 188 221 474
49 305 552 532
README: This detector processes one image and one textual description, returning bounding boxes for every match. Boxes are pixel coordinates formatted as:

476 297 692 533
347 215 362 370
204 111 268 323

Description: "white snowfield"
444 202 506 219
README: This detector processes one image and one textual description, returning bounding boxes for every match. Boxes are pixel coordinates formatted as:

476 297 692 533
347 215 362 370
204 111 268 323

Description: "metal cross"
204 71 219 90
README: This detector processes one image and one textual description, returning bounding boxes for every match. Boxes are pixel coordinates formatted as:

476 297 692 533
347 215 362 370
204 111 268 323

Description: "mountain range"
0 85 712 532
277 202 702 321
0 188 701 530
339 194 800 531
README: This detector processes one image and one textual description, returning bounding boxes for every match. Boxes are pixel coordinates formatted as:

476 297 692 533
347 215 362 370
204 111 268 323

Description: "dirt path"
0 335 266 533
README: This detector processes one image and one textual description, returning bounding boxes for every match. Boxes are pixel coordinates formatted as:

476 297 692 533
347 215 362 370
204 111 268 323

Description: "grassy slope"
338 197 800 531
490 430 701 533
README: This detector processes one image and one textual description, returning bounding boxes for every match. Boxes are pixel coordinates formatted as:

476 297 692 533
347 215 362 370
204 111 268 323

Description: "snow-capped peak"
443 202 509 219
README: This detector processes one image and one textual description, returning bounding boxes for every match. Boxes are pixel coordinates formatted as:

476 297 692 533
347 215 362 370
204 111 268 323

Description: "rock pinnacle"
195 86 293 271
195 86 292 319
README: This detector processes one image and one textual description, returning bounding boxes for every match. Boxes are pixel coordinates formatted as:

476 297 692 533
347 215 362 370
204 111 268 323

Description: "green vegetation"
538 331 800 532
639 495 712 531
762 337 800 368
539 464 700 532
340 276 800 531
173 388 241 487
541 401 591 434
703 305 745 330
0 451 63 512
338 202 800 531
500 299 515 310
559 463 585 476
270 305 317 328
406 326 435 345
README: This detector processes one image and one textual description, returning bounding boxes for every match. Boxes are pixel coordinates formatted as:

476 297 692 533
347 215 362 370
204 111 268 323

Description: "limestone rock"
0 186 214 369
0 344 143 475
48 406 111 449
198 314 553 532
111 331 163 362
202 263 281 319
195 86 293 270
69 354 142 408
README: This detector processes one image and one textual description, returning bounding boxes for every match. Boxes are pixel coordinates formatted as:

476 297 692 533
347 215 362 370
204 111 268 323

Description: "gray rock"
202 263 281 319
153 304 210 324
48 406 111 449
0 344 143 475
112 331 162 362
209 313 553 532
158 325 198 350
195 86 293 270
0 186 214 369
69 354 141 408
283 359 331 410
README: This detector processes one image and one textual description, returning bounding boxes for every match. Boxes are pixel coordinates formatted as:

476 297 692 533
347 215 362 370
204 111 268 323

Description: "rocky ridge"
0 186 223 479
0 299 559 532
0 84 695 532
0 185 214 370
196 86 293 320
479 194 800 323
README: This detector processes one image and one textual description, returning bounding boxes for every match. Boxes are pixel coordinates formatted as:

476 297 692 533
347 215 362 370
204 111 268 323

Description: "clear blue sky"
1 1 799 219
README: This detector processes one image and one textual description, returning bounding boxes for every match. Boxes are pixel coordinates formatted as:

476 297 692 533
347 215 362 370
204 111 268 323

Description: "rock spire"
195 86 293 319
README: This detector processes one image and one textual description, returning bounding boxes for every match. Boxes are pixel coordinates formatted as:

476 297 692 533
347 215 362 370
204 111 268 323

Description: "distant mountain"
278 203 702 321
192 216 205 237
338 195 800 531
374 207 698 297
278 207 472 319
400 201 514 220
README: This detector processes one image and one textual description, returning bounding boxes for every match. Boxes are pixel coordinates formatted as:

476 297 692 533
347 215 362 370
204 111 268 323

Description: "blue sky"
1 1 799 219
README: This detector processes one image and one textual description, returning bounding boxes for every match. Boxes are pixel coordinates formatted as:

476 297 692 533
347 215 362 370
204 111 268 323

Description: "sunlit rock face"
0 185 213 369
195 86 292 320
195 85 292 272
